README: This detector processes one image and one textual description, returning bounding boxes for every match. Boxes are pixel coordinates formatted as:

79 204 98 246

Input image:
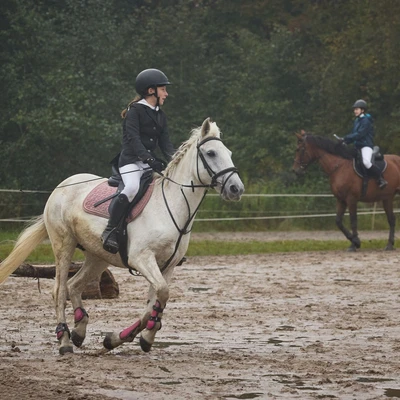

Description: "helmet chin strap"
153 87 160 108
144 87 160 108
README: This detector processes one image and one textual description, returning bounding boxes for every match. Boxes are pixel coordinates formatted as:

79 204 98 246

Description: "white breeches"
119 162 149 202
361 146 373 169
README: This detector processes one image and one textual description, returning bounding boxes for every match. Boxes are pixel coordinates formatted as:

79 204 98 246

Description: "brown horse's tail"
0 216 48 284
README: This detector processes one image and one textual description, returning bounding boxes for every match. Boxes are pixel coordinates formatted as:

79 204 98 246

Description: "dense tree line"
1 0 400 192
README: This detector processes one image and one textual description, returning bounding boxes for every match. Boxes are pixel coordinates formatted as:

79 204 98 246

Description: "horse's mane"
305 134 356 160
155 120 221 183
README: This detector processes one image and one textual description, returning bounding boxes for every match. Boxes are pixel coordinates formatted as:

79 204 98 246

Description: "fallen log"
11 262 119 299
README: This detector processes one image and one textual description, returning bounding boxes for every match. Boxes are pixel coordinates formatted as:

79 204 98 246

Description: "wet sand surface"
1 232 399 399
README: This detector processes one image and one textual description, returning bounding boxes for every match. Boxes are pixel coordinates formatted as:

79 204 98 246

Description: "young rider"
343 99 387 189
101 68 176 253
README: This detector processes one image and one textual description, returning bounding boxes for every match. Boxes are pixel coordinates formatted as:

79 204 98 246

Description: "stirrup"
378 179 387 189
101 229 119 254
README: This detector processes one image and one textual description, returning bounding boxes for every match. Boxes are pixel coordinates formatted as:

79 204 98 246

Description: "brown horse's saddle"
352 146 387 178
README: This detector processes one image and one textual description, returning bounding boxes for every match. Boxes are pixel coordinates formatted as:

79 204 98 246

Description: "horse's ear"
201 117 212 137
295 132 303 139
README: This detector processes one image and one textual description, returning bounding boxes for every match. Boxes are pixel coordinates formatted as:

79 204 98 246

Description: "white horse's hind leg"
52 237 77 355
67 252 109 348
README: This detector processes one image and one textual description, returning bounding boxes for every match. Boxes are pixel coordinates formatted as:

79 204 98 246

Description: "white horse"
0 118 244 355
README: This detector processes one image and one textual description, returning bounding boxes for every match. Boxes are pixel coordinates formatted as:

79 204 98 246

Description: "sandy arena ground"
0 231 399 400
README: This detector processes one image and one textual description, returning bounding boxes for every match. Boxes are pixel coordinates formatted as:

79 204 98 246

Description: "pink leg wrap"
74 307 88 323
146 300 163 331
55 323 70 340
119 319 141 340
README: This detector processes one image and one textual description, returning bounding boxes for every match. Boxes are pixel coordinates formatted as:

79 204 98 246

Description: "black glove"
146 158 164 173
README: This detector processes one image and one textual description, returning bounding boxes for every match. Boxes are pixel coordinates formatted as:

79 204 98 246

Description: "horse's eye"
207 150 216 157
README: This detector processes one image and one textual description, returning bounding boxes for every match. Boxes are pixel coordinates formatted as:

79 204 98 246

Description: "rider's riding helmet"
352 99 367 110
135 69 171 96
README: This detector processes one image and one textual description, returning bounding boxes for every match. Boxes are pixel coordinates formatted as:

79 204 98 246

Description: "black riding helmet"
135 68 171 97
352 99 367 110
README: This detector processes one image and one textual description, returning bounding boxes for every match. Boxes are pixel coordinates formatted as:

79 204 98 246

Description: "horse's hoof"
103 334 115 350
139 336 152 353
346 246 356 252
71 331 85 348
59 345 73 355
385 245 395 251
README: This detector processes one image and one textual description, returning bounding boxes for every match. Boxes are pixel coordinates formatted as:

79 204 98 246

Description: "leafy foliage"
1 0 400 192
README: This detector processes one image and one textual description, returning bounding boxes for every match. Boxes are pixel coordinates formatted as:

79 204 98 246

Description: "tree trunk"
11 263 119 299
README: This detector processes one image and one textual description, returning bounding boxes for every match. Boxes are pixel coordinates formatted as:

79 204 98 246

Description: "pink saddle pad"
83 180 154 223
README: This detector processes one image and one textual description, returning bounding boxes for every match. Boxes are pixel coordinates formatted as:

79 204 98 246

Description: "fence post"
371 202 377 230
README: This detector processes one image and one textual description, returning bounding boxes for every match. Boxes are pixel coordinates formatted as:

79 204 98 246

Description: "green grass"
0 234 84 263
0 235 389 263
186 239 388 256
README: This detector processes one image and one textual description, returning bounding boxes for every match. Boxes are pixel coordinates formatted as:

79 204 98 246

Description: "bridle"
196 137 239 191
159 136 240 273
293 138 312 170
293 135 341 176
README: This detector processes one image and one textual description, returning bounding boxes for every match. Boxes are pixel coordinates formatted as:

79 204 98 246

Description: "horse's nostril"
230 185 239 194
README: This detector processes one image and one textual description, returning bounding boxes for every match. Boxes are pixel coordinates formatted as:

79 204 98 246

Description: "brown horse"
292 130 400 251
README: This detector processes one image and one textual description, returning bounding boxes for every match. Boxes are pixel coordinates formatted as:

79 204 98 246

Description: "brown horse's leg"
335 200 360 251
382 198 396 250
347 201 361 251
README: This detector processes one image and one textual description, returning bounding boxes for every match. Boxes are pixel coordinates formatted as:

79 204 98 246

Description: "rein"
41 136 239 276
295 137 343 176
159 136 239 273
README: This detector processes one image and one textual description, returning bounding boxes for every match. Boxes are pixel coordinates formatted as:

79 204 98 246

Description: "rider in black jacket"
102 68 176 253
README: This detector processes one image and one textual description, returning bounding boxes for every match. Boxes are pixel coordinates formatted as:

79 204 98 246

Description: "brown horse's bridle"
294 138 313 170
294 135 341 175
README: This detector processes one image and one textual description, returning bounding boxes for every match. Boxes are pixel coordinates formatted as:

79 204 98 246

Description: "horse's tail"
0 215 48 284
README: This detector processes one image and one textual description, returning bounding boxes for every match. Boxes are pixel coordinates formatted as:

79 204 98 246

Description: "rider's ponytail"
121 95 142 118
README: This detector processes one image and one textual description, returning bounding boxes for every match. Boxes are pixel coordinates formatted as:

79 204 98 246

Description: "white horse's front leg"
103 254 173 352
140 264 175 352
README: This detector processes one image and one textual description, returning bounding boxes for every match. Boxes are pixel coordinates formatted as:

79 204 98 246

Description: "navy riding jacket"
344 113 374 149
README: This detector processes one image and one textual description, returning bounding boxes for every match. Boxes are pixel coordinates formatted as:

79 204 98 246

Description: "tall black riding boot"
369 165 387 189
101 193 130 254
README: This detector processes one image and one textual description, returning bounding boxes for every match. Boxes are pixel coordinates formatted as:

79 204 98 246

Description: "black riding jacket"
118 103 175 168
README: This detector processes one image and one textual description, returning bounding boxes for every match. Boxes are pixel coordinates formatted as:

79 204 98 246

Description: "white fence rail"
1 190 399 223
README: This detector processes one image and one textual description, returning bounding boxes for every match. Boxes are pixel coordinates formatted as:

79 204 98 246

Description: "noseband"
196 137 239 190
